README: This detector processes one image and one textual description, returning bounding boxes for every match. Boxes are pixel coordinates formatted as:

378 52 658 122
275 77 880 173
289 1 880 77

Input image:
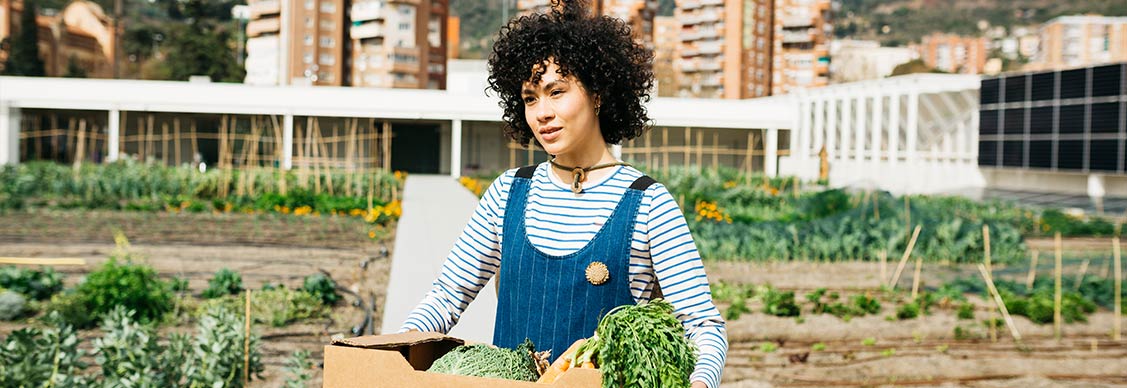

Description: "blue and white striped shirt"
401 162 728 387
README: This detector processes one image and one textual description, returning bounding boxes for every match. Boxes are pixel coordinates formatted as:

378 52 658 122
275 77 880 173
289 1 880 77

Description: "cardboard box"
323 331 602 387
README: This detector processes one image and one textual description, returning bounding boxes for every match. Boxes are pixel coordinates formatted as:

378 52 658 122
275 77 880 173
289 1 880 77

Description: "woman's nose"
535 101 554 123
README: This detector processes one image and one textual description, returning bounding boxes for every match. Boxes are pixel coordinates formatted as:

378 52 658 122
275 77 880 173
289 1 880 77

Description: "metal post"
854 94 865 163
451 119 463 177
282 114 294 169
888 90 901 170
0 104 18 165
108 109 120 162
871 91 883 165
906 89 919 192
765 128 778 177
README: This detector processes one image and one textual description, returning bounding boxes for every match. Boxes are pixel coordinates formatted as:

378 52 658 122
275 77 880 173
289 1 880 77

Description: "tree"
156 0 244 82
889 59 945 77
2 0 46 76
63 55 87 78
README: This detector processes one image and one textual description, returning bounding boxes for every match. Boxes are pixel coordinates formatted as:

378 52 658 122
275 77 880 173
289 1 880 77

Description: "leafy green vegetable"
302 273 341 305
0 265 63 300
0 291 27 321
427 339 539 382
572 299 697 388
49 257 173 328
202 268 244 299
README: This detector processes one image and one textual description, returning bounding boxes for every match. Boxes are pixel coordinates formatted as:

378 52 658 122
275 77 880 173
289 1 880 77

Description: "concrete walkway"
379 174 498 343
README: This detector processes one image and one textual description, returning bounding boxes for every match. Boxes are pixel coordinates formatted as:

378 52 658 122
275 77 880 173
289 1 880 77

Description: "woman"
401 2 727 387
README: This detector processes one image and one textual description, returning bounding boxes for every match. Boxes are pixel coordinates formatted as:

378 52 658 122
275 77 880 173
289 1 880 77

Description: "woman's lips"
539 126 562 142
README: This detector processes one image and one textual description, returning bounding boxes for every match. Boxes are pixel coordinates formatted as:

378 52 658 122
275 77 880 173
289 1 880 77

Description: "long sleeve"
399 171 513 333
643 184 729 388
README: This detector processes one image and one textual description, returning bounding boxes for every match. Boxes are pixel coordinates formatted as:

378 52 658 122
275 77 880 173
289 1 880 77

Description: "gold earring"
595 104 600 115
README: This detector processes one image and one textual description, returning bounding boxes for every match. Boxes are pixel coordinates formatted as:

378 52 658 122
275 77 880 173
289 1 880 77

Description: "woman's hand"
691 381 708 388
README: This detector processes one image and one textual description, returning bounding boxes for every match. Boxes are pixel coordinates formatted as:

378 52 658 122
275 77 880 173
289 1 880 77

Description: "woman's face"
522 60 603 157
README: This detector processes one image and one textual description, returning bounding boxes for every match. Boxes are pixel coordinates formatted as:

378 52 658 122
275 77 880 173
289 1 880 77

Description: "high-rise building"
1031 15 1127 71
350 0 448 89
245 0 447 89
675 0 774 99
916 33 987 75
516 0 657 49
653 16 679 97
771 0 830 95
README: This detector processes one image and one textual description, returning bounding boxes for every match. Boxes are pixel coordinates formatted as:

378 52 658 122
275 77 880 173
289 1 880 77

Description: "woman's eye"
551 89 564 96
523 97 536 104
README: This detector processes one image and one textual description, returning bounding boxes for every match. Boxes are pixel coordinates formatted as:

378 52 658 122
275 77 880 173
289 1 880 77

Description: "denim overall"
492 165 656 361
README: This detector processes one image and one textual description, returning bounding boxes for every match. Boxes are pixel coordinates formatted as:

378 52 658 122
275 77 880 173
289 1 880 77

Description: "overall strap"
629 175 656 191
515 165 537 179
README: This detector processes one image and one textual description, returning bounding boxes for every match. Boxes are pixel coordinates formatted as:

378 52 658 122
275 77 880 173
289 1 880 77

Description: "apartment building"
653 16 679 96
517 0 657 48
675 0 774 99
915 33 987 75
771 0 830 95
1031 15 1127 70
245 0 447 89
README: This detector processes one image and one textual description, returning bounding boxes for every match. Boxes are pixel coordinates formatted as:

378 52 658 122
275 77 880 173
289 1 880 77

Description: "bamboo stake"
244 289 251 387
911 257 923 300
0 257 87 266
174 118 182 166
983 224 992 275
1074 259 1090 292
161 122 169 165
73 119 87 169
695 130 703 174
1114 237 1121 341
978 263 1022 342
889 225 923 289
311 119 323 194
383 121 392 172
1027 250 1040 289
190 120 199 166
872 193 880 220
66 118 77 163
656 128 664 176
712 132 719 169
1055 232 1063 341
879 250 888 285
147 114 155 162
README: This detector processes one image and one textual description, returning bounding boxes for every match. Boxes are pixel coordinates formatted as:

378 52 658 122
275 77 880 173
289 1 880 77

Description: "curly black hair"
486 0 654 148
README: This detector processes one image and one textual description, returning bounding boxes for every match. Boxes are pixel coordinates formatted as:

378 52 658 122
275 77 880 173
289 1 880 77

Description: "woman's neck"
552 145 615 168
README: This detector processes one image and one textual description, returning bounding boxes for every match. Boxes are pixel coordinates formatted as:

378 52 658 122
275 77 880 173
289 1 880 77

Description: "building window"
320 20 335 30
305 0 314 10
399 22 410 31
303 52 314 63
320 53 336 65
320 37 336 47
320 1 336 13
304 35 313 45
398 5 413 15
305 17 314 28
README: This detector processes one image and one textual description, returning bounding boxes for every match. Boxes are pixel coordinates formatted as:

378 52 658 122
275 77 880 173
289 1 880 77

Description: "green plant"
53 258 173 328
571 299 697 388
283 349 315 388
182 306 265 388
170 276 190 293
880 348 896 357
302 273 341 306
93 307 173 386
202 268 244 299
811 342 826 351
896 301 921 320
197 287 327 327
0 290 27 321
861 337 876 347
427 340 540 382
957 302 975 320
760 287 801 317
758 342 778 353
0 312 90 387
0 265 64 300
723 297 751 321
